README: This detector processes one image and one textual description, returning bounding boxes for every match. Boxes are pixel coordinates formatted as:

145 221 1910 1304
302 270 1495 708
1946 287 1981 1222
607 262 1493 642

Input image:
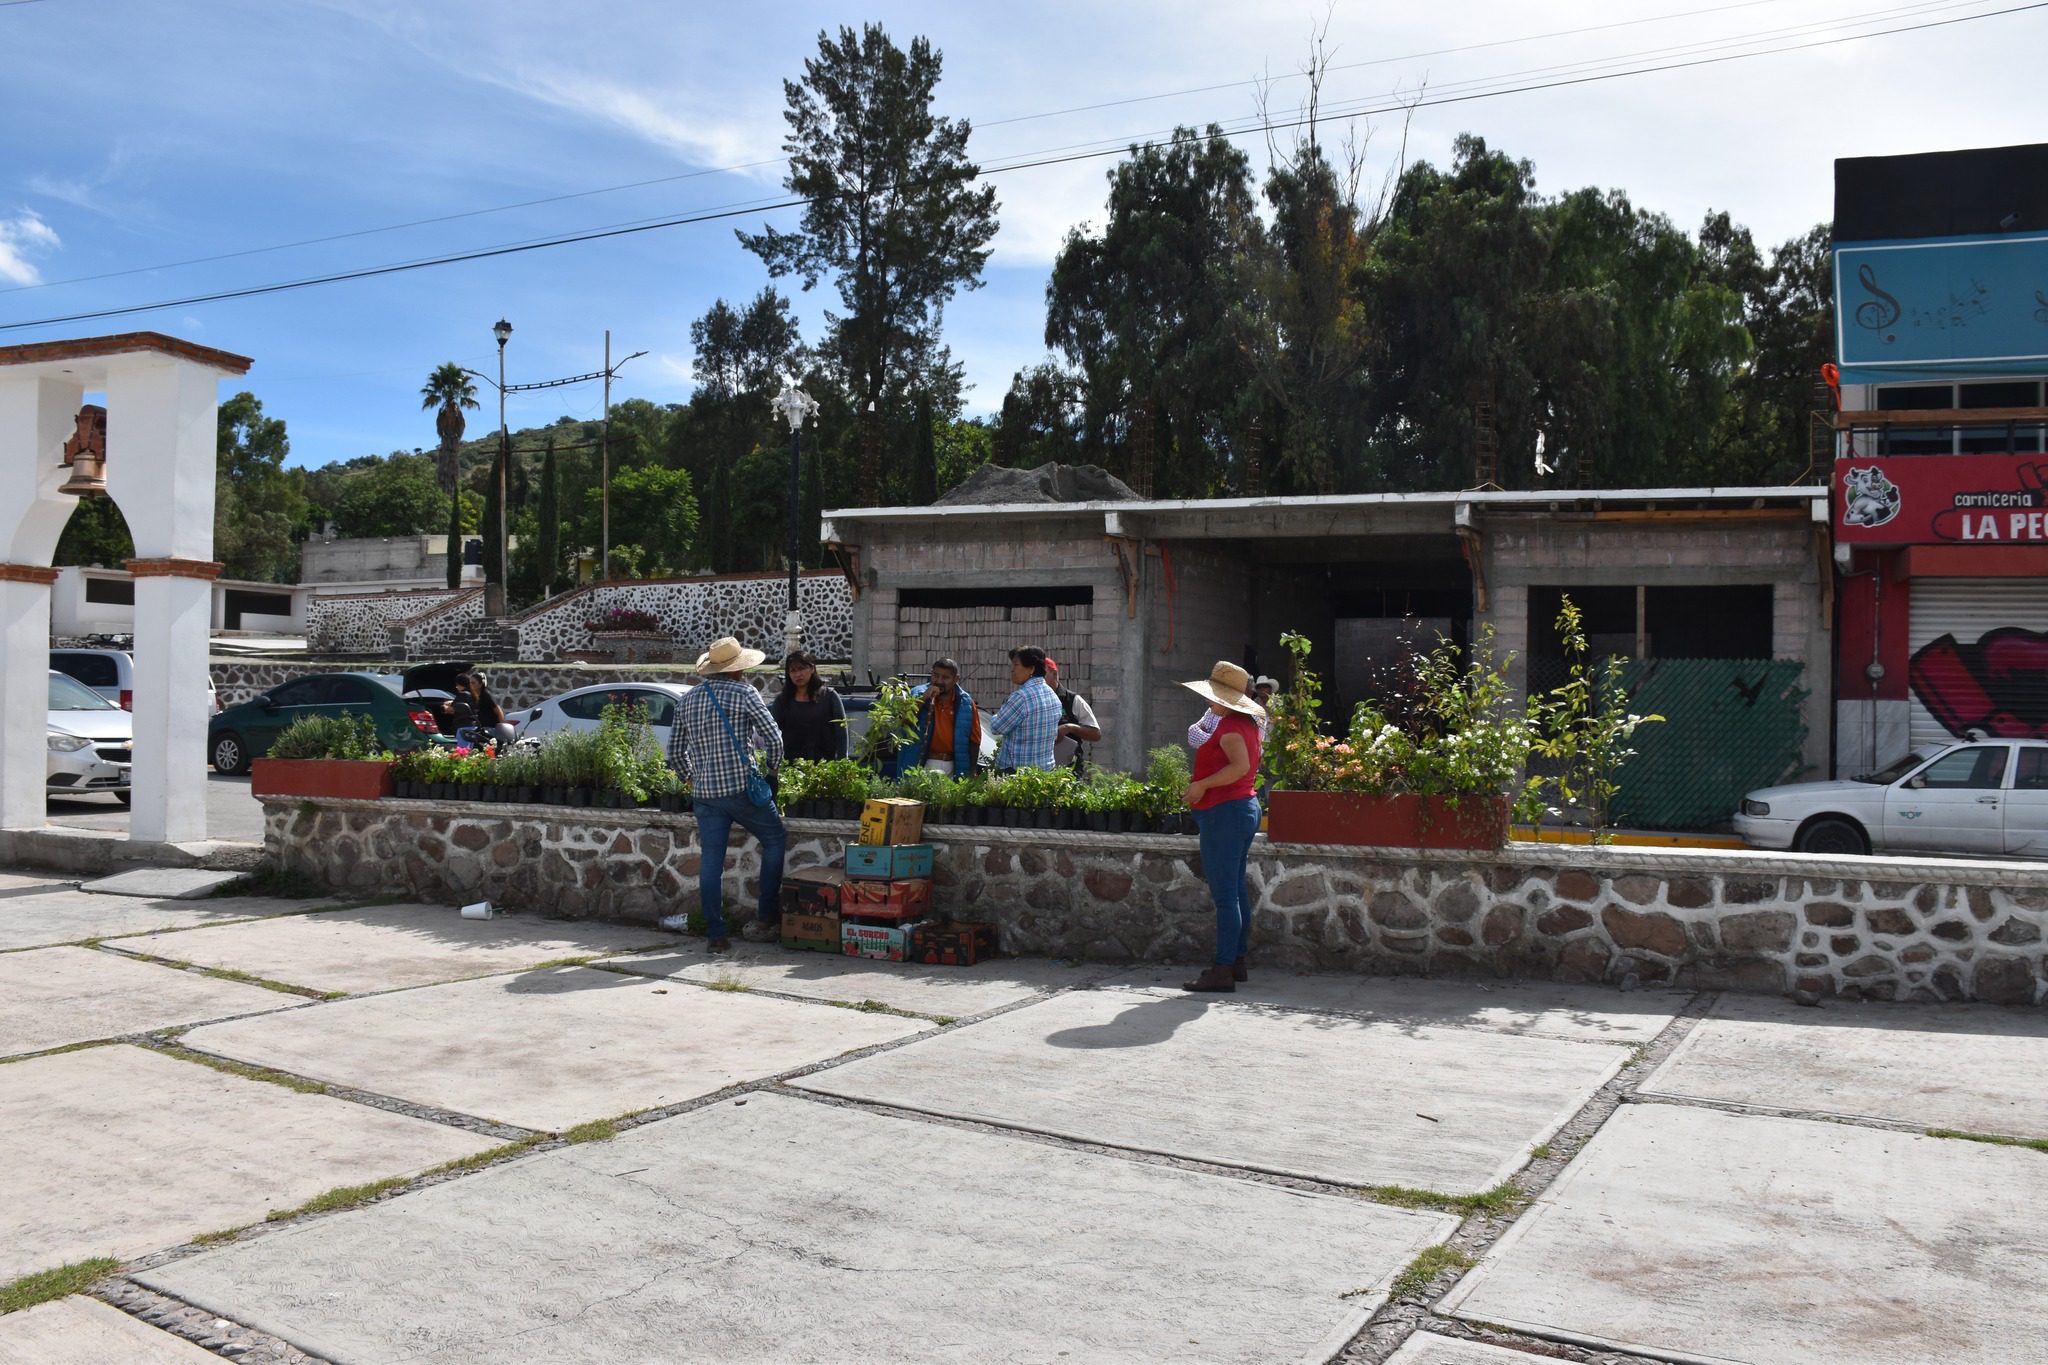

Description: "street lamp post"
771 383 819 662
492 318 512 615
598 332 647 583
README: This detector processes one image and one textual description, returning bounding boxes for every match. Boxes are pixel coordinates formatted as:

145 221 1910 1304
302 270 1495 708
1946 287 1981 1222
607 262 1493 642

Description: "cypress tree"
537 438 560 597
911 391 938 503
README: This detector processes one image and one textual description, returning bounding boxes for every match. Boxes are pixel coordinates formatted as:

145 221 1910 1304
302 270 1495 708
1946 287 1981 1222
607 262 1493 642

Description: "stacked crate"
842 799 934 962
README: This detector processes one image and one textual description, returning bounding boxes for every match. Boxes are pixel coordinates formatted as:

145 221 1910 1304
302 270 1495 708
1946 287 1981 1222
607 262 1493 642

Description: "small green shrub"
268 713 384 761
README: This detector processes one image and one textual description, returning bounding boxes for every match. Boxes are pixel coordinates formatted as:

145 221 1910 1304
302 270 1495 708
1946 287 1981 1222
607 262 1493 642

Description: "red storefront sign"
1836 454 2048 544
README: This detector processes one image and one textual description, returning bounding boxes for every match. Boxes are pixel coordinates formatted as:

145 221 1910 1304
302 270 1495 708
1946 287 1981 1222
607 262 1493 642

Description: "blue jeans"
692 794 787 939
1194 796 1260 966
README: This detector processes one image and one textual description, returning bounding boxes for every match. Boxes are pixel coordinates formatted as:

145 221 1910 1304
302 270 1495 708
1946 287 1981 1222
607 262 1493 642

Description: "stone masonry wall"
269 797 2048 1004
306 589 468 654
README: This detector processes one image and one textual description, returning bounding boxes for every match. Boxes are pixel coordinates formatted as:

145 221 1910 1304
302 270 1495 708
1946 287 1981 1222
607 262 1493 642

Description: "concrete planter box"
250 758 394 801
1267 791 1510 850
585 630 676 664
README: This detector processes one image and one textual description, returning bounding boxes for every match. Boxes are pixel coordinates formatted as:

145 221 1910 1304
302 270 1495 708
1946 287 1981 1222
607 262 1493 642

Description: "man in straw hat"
664 636 786 951
1179 661 1267 993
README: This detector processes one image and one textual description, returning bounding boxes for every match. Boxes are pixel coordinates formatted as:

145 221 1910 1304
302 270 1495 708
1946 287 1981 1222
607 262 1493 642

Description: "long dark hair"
777 651 820 708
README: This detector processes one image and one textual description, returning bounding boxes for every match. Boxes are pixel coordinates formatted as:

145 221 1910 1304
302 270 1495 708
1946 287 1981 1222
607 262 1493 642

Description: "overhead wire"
3 0 2041 334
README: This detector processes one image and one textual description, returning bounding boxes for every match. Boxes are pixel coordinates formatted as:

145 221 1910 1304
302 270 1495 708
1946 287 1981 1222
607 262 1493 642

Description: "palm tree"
420 362 480 497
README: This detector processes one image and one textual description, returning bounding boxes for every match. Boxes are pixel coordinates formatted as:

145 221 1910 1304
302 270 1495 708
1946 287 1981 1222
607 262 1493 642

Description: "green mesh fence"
1607 658 1810 831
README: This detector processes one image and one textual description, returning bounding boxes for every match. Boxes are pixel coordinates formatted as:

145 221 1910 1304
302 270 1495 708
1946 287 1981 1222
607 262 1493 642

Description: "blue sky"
3 0 2042 470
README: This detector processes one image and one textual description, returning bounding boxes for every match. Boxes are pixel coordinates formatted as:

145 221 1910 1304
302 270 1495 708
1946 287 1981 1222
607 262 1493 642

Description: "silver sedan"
47 670 134 804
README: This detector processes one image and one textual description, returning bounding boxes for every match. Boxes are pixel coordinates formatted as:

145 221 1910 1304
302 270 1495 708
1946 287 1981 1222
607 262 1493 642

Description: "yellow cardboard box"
857 797 925 846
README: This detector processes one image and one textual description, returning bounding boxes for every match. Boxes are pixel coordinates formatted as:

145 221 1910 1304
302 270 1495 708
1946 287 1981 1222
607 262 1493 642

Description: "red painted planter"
1265 790 1510 850
250 758 395 801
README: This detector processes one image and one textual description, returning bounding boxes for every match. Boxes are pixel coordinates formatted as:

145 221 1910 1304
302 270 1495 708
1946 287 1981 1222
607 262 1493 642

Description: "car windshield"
1857 750 1935 784
48 672 116 711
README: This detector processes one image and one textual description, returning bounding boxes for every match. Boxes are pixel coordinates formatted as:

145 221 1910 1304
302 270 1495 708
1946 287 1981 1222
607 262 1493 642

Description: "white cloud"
0 211 59 286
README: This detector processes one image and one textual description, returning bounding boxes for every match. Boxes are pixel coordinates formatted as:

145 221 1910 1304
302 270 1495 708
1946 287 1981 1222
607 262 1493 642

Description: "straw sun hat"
1181 661 1267 718
694 636 768 675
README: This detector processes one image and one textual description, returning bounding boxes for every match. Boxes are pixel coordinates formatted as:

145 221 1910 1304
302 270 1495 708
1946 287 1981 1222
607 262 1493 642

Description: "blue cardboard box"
844 842 935 881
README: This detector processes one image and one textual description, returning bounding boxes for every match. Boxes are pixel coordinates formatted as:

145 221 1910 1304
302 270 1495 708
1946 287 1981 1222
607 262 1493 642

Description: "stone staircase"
413 618 519 662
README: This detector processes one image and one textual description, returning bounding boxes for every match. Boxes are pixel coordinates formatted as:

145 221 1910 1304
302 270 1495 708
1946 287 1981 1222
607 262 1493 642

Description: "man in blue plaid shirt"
987 646 1063 771
664 636 786 951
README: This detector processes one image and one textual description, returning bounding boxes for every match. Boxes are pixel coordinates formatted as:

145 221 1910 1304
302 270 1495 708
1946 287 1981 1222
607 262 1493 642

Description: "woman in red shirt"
1179 661 1267 993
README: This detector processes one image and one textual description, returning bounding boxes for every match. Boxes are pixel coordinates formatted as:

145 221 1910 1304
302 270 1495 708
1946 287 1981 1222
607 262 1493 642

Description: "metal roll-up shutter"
1907 578 2048 750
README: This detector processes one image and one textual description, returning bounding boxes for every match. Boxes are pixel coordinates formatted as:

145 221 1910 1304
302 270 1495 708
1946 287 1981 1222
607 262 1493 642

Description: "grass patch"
0 1257 123 1314
189 1227 244 1247
0 1039 114 1067
828 998 930 1021
161 1047 328 1095
528 956 598 970
559 1118 619 1144
424 1136 547 1177
1386 1244 1477 1301
122 950 327 999
702 976 750 993
1928 1127 2048 1153
266 1176 407 1223
1529 1144 1555 1160
1360 1182 1520 1217
207 864 328 900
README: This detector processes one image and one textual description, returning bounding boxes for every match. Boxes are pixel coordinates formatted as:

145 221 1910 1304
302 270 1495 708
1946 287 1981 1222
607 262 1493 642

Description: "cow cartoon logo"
1841 465 1901 529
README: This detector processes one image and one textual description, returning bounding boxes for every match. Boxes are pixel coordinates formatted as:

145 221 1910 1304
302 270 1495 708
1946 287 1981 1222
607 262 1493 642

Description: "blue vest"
893 683 976 777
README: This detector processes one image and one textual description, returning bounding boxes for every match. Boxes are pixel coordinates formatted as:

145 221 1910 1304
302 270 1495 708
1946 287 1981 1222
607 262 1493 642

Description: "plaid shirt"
667 679 784 800
987 676 1062 770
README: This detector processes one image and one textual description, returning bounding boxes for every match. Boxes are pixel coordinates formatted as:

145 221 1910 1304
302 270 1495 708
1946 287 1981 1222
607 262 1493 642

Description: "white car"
49 647 220 715
1735 739 2048 859
513 682 693 748
47 670 134 804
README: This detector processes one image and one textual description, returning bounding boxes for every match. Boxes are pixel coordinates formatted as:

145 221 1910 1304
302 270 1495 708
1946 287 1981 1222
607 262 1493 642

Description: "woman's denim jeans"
1193 796 1260 966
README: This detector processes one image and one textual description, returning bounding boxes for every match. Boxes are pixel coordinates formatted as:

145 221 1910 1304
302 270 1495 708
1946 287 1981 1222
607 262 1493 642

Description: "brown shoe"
1231 956 1248 983
1182 965 1236 993
706 937 732 952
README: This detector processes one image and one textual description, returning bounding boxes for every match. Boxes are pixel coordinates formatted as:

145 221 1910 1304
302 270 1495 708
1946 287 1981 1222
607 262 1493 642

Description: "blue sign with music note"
1834 232 2048 383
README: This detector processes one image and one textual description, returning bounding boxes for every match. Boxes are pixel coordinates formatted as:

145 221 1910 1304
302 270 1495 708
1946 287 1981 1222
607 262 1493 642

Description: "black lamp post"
491 319 512 610
771 382 819 660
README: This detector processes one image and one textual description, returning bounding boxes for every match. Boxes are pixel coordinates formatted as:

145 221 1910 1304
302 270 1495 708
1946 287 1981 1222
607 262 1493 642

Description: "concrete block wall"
1146 542 1253 764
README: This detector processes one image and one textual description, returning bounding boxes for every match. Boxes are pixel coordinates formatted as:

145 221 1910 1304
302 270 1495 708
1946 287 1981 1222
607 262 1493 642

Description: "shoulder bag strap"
701 683 759 778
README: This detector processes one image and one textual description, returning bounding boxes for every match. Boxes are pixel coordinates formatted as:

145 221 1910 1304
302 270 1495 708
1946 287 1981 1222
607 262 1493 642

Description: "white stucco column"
105 357 223 846
0 374 84 831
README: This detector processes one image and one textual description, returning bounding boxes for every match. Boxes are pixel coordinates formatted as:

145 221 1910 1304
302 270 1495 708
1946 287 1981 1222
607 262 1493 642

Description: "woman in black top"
771 652 846 761
457 672 515 749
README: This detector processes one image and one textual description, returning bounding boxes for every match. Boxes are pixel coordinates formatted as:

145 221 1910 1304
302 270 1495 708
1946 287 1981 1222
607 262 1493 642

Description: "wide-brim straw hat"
695 636 768 675
1181 660 1266 718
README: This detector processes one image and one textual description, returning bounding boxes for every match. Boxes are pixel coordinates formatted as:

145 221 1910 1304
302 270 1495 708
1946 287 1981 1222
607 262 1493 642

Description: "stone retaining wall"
267 798 2048 1004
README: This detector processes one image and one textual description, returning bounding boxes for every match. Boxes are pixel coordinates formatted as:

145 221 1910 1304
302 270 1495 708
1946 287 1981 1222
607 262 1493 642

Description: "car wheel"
211 731 251 776
1796 816 1868 856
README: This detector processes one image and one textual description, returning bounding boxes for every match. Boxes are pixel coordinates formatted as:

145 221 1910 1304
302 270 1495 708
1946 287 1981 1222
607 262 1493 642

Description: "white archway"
0 333 252 845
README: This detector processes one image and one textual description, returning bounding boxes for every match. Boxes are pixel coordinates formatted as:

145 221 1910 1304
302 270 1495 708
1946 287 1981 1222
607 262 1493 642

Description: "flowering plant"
586 606 662 633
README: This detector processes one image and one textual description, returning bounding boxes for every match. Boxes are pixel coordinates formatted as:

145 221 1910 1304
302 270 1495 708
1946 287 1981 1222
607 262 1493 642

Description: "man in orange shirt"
896 658 982 776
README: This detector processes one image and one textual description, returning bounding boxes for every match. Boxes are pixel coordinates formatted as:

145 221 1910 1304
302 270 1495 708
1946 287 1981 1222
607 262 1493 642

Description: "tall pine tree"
537 438 560 597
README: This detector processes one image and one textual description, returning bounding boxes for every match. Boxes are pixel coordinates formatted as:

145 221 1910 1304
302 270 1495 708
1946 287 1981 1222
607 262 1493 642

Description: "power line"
3 0 2040 335
0 0 1859 298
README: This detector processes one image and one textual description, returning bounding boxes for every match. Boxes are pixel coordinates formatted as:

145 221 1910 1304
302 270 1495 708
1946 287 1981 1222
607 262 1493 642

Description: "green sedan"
208 671 445 775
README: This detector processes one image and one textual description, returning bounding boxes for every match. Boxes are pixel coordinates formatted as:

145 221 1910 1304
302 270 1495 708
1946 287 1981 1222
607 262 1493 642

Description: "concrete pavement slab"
181 967 927 1131
0 869 69 894
0 892 323 952
794 986 1625 1193
1101 966 1685 1044
0 1296 220 1364
113 903 672 995
1383 1335 1549 1365
0 947 292 1057
80 868 245 899
1640 993 2048 1138
0 1045 493 1282
607 944 1108 1018
1439 1103 2048 1364
140 1092 1457 1365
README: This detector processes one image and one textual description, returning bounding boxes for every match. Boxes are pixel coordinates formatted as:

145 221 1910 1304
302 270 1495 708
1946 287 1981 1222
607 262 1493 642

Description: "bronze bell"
59 404 108 497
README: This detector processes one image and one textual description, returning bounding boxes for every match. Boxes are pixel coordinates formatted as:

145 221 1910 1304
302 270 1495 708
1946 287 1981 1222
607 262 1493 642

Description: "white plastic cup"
460 901 494 920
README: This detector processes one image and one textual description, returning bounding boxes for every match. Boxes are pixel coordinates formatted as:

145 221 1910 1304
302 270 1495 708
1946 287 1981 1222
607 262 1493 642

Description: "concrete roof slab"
793 986 1624 1193
179 968 927 1131
1639 993 2048 1138
0 1045 492 1282
0 1296 222 1363
1439 1104 2048 1364
138 1092 1456 1364
111 903 672 995
0 946 292 1056
605 944 1112 1018
1098 967 1685 1044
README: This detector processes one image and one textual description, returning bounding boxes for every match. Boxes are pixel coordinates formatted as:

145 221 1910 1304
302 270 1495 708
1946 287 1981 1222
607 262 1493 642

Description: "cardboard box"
911 920 998 967
781 866 846 917
857 797 925 846
780 909 840 952
839 877 933 921
841 916 930 962
844 842 935 881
